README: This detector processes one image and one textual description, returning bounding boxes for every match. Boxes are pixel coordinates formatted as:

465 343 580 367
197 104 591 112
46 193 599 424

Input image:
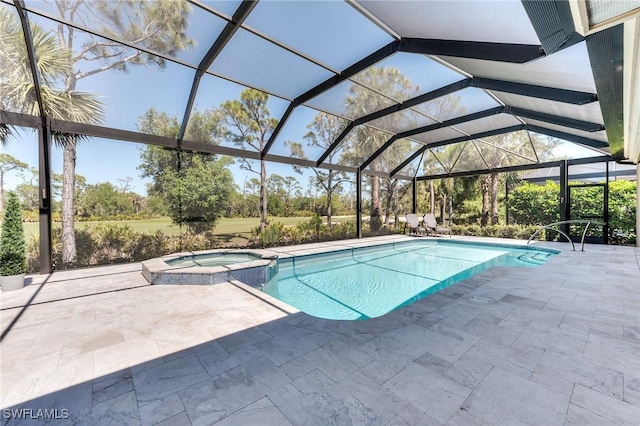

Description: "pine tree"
0 192 26 276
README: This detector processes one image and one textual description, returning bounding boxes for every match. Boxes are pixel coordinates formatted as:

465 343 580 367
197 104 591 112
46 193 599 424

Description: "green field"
20 216 357 240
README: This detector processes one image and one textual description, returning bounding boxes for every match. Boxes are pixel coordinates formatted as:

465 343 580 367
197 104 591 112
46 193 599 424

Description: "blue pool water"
166 252 261 268
263 240 558 320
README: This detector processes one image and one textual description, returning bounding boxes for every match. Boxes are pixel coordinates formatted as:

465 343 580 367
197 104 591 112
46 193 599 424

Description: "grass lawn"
20 216 358 240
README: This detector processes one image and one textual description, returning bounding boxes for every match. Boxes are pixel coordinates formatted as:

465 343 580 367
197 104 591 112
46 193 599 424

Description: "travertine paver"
1 236 638 425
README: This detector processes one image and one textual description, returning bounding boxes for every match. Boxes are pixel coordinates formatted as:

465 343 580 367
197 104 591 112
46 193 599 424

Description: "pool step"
517 252 551 265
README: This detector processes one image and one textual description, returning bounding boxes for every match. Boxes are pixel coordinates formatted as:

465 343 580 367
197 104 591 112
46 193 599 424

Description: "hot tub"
141 249 276 287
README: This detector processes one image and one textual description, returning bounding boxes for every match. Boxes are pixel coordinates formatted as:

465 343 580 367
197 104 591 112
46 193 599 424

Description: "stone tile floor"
1 236 638 425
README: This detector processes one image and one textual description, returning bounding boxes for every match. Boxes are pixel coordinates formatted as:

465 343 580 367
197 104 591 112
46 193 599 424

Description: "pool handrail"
527 220 606 252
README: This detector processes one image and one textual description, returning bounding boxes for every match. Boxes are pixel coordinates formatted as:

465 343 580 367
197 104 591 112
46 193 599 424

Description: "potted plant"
0 191 26 291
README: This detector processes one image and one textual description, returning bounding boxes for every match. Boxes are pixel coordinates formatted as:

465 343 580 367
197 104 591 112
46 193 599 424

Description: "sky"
1 0 606 196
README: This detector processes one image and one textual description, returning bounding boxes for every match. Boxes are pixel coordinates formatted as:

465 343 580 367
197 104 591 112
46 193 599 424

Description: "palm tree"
2 1 193 265
0 124 11 145
0 8 103 265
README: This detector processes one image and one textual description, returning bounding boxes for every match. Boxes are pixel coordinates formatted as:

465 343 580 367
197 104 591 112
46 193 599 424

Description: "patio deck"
1 236 639 425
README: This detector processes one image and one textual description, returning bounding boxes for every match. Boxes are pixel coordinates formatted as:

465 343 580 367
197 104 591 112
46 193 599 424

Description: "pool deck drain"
469 295 493 304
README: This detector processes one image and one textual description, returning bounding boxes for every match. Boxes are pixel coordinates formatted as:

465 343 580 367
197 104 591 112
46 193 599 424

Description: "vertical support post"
559 160 569 241
412 177 417 214
604 161 609 244
356 169 362 239
38 121 52 273
637 164 640 248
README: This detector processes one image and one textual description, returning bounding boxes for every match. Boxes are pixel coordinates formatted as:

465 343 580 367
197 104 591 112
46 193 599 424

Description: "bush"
249 217 396 248
608 180 636 245
451 224 544 240
0 192 27 276
508 181 560 226
25 223 220 272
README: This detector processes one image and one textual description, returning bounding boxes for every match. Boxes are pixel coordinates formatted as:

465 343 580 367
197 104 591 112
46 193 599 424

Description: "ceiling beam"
353 79 472 125
418 155 612 180
177 1 257 146
525 124 609 149
261 102 295 158
295 40 399 106
418 159 562 180
472 77 598 105
521 0 585 55
507 106 605 131
397 107 505 139
586 24 625 159
389 125 525 177
399 38 545 63
360 135 398 170
13 1 46 124
316 122 355 166
359 107 506 171
264 40 399 159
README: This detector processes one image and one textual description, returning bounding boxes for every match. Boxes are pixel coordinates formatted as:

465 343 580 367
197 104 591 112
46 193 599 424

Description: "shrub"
451 224 543 240
0 192 27 276
508 181 560 225
249 217 397 249
25 223 221 272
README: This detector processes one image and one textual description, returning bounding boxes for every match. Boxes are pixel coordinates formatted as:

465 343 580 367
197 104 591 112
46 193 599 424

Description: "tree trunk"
62 138 77 265
429 181 435 215
259 159 268 232
326 190 332 228
490 173 499 225
440 194 446 225
326 172 332 228
384 185 392 227
370 175 382 232
480 175 489 227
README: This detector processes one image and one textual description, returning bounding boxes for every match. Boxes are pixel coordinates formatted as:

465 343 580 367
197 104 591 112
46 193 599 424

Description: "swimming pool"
263 240 558 320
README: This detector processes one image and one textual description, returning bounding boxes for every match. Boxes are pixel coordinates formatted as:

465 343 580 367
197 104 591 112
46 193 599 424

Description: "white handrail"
527 220 606 252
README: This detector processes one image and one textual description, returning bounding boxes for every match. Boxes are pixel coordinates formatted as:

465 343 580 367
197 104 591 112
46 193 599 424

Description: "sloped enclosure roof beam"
506 107 606 132
398 107 505 139
418 155 612 180
316 122 355 166
360 135 399 170
586 25 625 159
261 102 295 159
177 1 257 147
14 0 46 122
353 79 473 125
273 36 554 161
316 75 601 169
295 41 400 106
262 40 400 158
526 124 610 149
521 0 585 55
390 125 525 177
419 160 564 180
359 107 505 170
315 80 473 166
471 77 598 105
399 38 545 63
